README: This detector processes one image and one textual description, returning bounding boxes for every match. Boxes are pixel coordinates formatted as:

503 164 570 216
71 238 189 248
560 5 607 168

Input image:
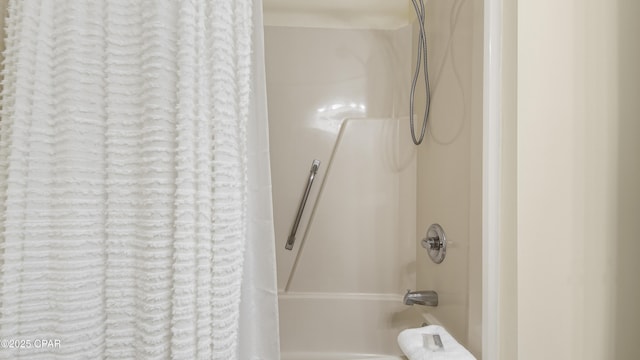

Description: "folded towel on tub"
397 325 477 360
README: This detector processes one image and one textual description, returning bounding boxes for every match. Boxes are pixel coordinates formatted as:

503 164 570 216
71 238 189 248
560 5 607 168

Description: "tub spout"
403 289 438 306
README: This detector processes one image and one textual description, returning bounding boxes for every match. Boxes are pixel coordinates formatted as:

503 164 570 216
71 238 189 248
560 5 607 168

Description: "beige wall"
514 0 640 359
498 0 518 358
615 2 640 357
415 0 483 357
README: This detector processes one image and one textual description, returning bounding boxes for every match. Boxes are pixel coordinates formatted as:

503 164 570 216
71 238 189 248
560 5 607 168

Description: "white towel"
397 325 477 360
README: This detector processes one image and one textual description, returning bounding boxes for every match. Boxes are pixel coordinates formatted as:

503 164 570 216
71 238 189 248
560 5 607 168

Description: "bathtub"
279 292 438 359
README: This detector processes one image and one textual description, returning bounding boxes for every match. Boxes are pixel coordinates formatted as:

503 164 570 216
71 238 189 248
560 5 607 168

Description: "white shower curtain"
0 0 279 359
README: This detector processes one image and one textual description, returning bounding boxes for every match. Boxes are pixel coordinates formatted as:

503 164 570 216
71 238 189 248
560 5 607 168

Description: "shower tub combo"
265 22 425 357
264 0 483 356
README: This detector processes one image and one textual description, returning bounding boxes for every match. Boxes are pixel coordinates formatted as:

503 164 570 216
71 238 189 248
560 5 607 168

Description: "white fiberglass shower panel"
265 25 418 357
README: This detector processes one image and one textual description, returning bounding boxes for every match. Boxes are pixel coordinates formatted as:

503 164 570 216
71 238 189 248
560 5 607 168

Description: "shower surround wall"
265 25 419 356
415 0 484 356
264 0 483 357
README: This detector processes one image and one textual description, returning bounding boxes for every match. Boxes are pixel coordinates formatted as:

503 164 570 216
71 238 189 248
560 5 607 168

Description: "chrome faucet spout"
403 289 438 306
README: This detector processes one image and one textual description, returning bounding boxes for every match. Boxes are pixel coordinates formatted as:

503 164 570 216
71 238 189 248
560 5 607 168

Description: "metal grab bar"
285 159 321 250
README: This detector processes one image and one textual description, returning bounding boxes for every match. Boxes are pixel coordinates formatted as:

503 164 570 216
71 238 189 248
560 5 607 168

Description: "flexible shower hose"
410 0 431 145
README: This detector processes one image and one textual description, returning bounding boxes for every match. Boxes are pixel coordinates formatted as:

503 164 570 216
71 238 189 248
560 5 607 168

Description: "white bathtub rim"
280 352 406 360
278 291 404 302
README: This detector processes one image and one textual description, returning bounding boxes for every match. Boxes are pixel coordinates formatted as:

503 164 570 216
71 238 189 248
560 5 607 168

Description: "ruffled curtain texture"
0 0 279 359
